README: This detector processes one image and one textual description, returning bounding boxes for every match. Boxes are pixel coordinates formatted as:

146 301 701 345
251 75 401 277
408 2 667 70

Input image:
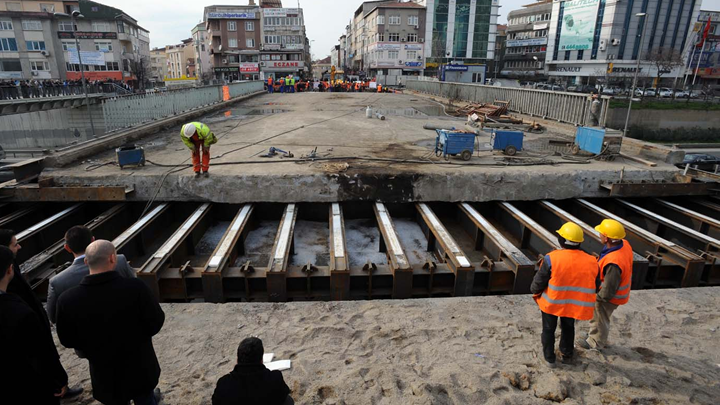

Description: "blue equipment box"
491 130 524 156
116 145 145 169
575 127 606 155
435 129 476 161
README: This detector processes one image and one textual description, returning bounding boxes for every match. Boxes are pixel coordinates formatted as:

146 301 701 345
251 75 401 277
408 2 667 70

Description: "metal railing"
102 81 264 132
406 79 610 127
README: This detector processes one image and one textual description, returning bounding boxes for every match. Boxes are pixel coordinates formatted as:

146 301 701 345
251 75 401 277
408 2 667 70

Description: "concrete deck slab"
44 92 681 203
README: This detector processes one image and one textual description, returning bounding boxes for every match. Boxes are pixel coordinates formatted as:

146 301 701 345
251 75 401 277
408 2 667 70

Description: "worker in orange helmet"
531 222 600 368
577 219 633 351
181 122 217 177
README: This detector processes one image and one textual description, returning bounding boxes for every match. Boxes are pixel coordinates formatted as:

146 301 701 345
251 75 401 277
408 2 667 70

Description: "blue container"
575 127 606 155
116 145 145 169
492 130 524 155
435 129 476 160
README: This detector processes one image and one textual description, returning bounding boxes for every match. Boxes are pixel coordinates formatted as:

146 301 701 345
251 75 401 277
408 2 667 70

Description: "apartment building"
165 39 195 79
149 46 166 83
204 4 261 82
503 0 551 79
192 22 211 81
260 6 309 80
545 0 701 86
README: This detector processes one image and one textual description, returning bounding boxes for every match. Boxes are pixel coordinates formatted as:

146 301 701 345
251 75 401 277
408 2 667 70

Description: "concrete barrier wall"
606 107 720 130
406 79 610 127
0 104 105 149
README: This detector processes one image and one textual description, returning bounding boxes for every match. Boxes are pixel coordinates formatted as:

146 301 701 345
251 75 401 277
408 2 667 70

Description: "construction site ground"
55 287 720 404
44 92 681 203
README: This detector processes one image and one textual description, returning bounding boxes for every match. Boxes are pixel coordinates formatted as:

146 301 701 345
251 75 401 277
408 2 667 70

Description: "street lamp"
623 13 647 137
55 11 96 137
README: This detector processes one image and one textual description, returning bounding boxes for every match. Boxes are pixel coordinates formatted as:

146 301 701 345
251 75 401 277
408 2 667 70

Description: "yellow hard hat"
595 219 626 240
556 222 584 243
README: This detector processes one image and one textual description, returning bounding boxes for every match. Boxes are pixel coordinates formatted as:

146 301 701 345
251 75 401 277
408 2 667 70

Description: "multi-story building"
338 33 347 70
0 1 65 80
490 23 505 79
205 3 261 82
545 0 701 86
688 10 720 87
182 37 195 77
361 1 427 80
503 1 551 80
165 43 184 79
192 22 211 81
260 6 309 80
330 44 339 68
422 0 500 76
149 46 166 83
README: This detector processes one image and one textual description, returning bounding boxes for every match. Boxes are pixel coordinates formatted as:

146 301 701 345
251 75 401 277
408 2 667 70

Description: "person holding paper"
212 337 293 405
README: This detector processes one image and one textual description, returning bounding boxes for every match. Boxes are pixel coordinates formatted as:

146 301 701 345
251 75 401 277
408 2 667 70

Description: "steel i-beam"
267 204 298 302
373 202 413 299
202 204 254 303
329 203 350 301
416 203 474 296
459 203 536 293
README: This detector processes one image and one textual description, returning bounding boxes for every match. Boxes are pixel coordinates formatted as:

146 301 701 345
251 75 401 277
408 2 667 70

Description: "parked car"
674 90 690 98
676 153 720 171
634 88 656 97
549 85 565 92
658 87 674 98
566 85 579 92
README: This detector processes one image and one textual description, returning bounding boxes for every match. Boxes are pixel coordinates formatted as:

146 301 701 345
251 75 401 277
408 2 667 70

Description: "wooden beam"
329 203 350 301
267 204 298 302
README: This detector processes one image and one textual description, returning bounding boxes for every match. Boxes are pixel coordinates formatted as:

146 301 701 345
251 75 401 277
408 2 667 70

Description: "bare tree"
644 47 684 91
128 56 151 91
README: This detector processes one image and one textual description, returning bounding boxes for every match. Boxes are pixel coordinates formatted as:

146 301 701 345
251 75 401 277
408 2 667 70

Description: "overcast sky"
100 0 720 59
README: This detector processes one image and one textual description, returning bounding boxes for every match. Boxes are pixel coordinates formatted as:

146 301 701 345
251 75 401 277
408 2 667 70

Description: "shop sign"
405 61 423 67
207 12 256 19
506 38 548 47
263 8 300 17
555 66 582 72
284 44 304 50
239 63 259 72
375 43 401 51
263 44 281 51
58 31 117 40
404 44 423 50
214 66 240 72
445 64 469 71
269 61 303 68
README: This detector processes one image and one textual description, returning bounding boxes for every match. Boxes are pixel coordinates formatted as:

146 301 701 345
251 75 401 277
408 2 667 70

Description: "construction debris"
453 100 509 120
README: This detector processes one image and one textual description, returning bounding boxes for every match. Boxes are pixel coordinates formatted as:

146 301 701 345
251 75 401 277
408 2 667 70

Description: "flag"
697 16 712 48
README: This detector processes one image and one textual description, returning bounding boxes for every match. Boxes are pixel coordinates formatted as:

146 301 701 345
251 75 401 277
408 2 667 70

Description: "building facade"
205 4 261 82
688 10 720 86
545 0 701 86
165 43 185 79
503 1 551 79
149 46 166 83
192 22 211 82
422 0 500 76
0 0 149 84
260 6 309 80
490 23 505 79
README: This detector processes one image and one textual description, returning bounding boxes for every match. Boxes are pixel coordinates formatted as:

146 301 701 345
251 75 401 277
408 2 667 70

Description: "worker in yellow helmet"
180 122 217 177
577 219 633 350
531 222 600 368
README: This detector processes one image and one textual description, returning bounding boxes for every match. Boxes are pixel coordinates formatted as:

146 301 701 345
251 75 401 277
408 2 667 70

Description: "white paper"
263 353 274 363
265 360 291 371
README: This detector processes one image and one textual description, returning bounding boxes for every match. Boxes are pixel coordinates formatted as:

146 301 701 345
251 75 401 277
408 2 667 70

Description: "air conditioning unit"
402 38 407 42
222 59 228 64
599 39 607 51
31 71 39 76
611 38 620 46
40 50 50 57
260 62 266 67
413 25 419 30
417 56 422 60
420 38 425 43
398 60 403 64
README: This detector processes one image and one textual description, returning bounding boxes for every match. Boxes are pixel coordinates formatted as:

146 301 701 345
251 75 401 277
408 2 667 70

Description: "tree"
643 47 684 90
128 56 152 91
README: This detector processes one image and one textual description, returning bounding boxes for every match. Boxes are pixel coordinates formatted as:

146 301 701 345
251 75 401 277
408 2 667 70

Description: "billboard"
67 50 106 66
558 0 599 51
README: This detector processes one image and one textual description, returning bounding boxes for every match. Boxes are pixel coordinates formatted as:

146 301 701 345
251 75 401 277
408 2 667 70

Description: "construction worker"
531 222 600 368
377 83 382 93
278 77 285 94
181 122 217 177
577 219 633 350
267 76 274 94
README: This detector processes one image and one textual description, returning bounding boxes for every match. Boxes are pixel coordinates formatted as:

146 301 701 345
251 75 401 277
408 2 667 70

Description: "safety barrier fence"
102 81 264 132
406 79 610 127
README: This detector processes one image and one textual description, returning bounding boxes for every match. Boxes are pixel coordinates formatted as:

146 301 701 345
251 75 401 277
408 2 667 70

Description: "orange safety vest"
536 249 599 321
268 77 273 86
355 83 360 90
598 240 633 305
377 84 382 93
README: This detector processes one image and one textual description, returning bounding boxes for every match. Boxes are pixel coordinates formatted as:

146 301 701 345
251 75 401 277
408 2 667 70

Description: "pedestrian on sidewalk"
181 122 217 177
577 219 633 350
531 222 600 368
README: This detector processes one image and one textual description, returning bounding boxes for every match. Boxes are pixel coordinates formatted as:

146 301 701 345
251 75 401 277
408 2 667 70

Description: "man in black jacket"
0 229 83 400
0 245 68 404
56 240 165 405
213 337 293 405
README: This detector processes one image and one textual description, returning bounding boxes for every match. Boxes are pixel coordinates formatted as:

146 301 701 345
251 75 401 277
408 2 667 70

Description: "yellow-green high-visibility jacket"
181 122 217 149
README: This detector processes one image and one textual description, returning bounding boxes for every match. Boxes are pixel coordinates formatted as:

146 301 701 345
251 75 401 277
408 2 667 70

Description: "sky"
99 0 720 59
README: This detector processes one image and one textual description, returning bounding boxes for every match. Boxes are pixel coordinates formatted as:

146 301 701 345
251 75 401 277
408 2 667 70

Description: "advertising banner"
239 63 259 72
58 31 117 40
67 50 106 66
404 44 423 51
506 38 548 48
207 12 256 19
263 8 300 17
558 0 599 51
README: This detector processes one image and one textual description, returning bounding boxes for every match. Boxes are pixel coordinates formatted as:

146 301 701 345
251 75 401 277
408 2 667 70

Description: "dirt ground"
56 287 720 404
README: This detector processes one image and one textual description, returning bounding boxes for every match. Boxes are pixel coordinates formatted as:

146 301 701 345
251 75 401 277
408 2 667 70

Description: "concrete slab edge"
44 91 266 168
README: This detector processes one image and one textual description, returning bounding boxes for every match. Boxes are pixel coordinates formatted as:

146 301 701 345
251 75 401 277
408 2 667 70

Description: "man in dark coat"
0 245 68 404
56 240 165 405
0 229 83 400
212 337 293 405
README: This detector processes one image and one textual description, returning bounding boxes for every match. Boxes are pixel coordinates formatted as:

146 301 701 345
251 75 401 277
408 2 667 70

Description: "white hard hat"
182 124 197 138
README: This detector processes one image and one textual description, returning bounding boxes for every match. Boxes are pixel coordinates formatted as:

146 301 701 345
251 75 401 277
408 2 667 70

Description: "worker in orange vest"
355 82 360 92
279 77 285 94
267 76 274 94
377 83 382 93
576 219 633 350
531 222 600 368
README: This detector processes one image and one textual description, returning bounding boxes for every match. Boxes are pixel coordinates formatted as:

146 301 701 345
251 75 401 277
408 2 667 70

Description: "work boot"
575 338 591 350
202 171 209 177
62 386 84 400
545 360 557 369
560 355 575 365
195 172 201 177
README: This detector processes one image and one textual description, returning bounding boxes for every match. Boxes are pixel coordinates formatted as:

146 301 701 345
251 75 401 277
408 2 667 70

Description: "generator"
490 130 524 156
572 127 623 160
116 145 146 169
434 129 476 161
